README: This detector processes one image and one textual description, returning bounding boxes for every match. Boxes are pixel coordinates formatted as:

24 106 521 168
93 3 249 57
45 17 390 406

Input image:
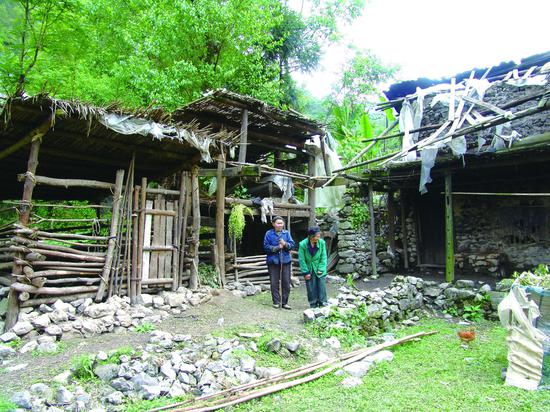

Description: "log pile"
4 226 108 307
225 252 301 285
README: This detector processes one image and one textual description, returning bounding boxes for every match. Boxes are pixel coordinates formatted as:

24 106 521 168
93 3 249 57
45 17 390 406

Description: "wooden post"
307 155 316 227
399 189 409 269
368 183 378 277
130 186 140 303
189 166 200 290
5 131 46 331
95 169 125 301
136 177 147 297
179 172 191 284
319 134 331 176
387 191 396 254
173 172 186 291
445 171 455 282
238 109 248 164
216 155 227 286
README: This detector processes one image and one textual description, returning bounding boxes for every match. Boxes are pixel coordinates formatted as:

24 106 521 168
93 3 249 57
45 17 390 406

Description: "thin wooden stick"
95 169 125 301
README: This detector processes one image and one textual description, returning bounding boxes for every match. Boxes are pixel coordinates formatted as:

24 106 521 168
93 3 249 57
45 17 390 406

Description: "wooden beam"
199 165 261 178
444 171 454 282
238 109 249 164
0 115 52 161
95 169 125 301
215 156 227 287
18 174 114 190
368 184 378 277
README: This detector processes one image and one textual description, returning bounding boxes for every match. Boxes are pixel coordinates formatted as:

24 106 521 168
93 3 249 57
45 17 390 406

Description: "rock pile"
9 329 302 411
303 276 495 333
0 287 213 353
224 281 266 298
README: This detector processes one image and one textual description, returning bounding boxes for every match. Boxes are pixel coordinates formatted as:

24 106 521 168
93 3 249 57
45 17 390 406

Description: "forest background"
0 0 399 162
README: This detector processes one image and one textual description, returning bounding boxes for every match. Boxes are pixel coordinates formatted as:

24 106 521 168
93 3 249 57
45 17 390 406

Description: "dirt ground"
0 270 495 396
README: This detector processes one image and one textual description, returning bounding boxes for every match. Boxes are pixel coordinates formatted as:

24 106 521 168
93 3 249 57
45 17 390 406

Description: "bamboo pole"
14 228 108 241
189 166 200 290
11 236 104 257
172 173 185 291
308 156 316 227
95 169 125 301
8 246 105 262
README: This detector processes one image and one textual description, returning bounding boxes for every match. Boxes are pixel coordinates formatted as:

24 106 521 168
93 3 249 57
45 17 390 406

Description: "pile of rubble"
0 287 213 354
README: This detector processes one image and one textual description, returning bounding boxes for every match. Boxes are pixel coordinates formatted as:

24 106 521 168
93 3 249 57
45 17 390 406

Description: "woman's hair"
271 215 284 223
308 226 321 236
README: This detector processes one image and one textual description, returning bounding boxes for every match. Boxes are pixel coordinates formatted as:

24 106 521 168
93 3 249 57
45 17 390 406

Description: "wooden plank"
444 171 455 282
136 177 147 296
165 201 174 279
157 196 167 278
142 199 153 281
150 196 161 279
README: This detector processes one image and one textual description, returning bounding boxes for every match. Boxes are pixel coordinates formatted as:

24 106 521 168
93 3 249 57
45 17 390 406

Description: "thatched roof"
0 94 233 199
173 89 325 158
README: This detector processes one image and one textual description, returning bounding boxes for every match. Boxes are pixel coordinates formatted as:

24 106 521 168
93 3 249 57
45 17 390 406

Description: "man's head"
271 216 285 232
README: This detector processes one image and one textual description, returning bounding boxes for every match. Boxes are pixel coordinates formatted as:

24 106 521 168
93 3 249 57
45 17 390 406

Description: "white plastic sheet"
304 135 346 209
498 285 546 390
100 113 213 162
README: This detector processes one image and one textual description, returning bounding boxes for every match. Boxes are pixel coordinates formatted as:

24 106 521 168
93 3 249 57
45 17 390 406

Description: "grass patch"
307 304 387 349
234 318 550 411
5 338 22 350
215 325 310 370
124 395 190 412
71 354 96 382
135 322 155 333
0 394 16 411
32 341 67 357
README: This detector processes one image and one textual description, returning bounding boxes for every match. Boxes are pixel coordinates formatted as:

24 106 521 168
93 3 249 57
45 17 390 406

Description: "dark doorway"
418 193 445 265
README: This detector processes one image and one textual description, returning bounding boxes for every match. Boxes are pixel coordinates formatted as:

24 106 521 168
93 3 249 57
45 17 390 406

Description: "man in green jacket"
298 226 328 308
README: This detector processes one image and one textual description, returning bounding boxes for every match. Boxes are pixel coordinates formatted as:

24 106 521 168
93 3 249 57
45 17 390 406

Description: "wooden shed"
0 94 230 330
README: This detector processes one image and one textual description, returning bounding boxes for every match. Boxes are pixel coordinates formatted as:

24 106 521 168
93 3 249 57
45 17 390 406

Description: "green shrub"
135 322 155 333
71 354 96 382
349 203 369 230
198 263 219 288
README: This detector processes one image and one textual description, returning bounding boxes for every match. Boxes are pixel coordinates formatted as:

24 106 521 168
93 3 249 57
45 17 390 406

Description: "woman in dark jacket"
263 216 295 309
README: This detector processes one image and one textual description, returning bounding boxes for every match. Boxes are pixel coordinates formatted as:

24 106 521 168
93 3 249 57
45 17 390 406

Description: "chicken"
457 329 476 344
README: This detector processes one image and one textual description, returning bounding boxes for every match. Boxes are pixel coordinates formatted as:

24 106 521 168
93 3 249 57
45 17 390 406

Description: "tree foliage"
0 0 365 109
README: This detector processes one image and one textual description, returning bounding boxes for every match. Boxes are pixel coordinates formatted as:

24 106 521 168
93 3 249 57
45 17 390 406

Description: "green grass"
124 395 190 412
214 325 310 370
0 394 16 411
5 338 22 350
135 322 155 333
233 318 550 412
31 341 67 357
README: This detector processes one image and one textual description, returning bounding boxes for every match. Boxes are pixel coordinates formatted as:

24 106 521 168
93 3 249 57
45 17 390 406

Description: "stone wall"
324 191 416 277
454 195 550 276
